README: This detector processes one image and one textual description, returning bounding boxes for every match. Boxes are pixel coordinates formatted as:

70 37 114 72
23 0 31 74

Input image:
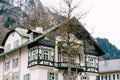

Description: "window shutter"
47 72 50 80
81 76 82 80
16 58 19 67
63 76 66 80
24 75 26 80
12 59 14 68
55 73 58 80
73 77 76 80
28 74 31 80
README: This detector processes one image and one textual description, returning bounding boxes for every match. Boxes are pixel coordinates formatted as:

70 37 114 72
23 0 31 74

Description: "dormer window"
30 32 33 41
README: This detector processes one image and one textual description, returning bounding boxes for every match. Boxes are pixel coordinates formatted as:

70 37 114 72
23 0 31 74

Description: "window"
117 74 119 79
63 54 67 62
113 75 115 80
71 55 75 63
86 55 98 68
63 55 75 62
24 74 30 80
4 61 10 71
43 50 49 60
13 58 19 68
14 40 19 48
81 76 87 80
48 72 58 80
5 44 11 52
109 75 111 80
28 47 38 61
96 76 100 80
30 32 33 41
103 75 107 80
13 75 19 80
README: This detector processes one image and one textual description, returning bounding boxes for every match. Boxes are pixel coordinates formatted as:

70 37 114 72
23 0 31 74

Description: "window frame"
4 61 10 71
24 74 30 80
5 44 11 52
48 72 58 80
14 40 19 48
13 57 19 68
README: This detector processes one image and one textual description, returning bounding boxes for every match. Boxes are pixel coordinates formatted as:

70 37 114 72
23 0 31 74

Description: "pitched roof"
99 59 120 73
15 28 29 37
0 25 59 57
1 28 29 46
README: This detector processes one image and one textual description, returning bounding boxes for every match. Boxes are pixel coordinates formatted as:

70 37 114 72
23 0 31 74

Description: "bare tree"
54 0 87 80
24 0 87 80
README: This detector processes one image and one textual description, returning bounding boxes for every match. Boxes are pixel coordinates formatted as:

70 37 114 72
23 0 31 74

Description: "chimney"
35 27 43 33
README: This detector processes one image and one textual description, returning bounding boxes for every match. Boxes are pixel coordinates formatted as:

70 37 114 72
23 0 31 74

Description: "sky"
40 0 120 49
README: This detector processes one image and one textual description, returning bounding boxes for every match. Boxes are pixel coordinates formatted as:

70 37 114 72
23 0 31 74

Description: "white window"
30 32 33 41
48 72 58 80
14 40 19 48
4 61 10 71
24 74 30 80
43 50 49 60
13 58 19 68
86 55 98 68
29 47 38 61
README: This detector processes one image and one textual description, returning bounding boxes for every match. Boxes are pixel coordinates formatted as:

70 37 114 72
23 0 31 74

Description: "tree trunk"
68 56 72 80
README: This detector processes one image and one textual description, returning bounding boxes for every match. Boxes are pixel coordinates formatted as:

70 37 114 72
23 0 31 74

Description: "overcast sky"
40 0 120 49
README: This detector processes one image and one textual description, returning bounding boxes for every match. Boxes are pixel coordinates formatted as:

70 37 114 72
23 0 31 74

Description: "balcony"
28 59 54 67
54 62 84 72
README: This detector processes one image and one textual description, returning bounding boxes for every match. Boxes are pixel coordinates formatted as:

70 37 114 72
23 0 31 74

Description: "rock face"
0 0 61 45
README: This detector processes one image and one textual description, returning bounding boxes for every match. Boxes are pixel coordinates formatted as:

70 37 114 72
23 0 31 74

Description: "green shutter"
81 76 82 80
47 72 50 80
55 73 58 80
63 76 66 80
73 77 76 80
24 75 26 80
28 74 31 80
16 58 19 67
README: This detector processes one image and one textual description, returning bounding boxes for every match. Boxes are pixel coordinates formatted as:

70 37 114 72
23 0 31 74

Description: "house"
97 59 120 80
0 19 105 80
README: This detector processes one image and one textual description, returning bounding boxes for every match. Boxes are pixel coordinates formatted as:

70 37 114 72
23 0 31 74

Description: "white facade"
0 27 104 80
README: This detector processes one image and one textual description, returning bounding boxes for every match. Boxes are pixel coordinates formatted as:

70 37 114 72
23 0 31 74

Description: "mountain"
0 0 63 44
96 38 120 60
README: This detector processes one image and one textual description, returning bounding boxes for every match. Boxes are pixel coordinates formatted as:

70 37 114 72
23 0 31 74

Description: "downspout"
19 48 22 80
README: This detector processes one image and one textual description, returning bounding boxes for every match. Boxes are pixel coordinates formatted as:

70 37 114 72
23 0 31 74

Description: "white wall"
0 57 3 80
20 46 30 80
